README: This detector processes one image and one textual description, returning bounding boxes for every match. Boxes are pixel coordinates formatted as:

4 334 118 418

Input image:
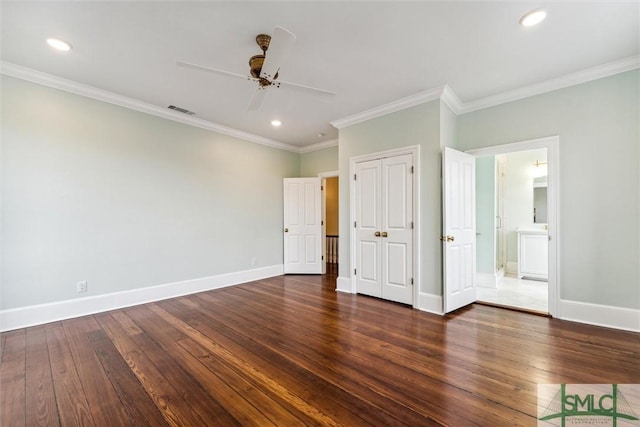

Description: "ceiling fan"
177 27 335 111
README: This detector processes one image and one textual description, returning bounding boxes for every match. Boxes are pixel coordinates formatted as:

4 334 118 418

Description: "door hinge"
321 185 324 190
322 255 324 260
411 166 414 173
321 220 324 225
411 278 414 285
354 221 357 228
411 221 414 229
354 173 357 181
354 268 357 275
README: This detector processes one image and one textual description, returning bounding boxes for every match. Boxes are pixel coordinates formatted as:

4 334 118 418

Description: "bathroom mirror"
533 185 547 223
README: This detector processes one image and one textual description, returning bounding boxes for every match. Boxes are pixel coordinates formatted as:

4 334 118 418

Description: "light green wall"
440 102 458 149
300 145 338 176
4 68 637 313
1 75 300 310
338 100 442 295
476 156 495 274
458 70 639 309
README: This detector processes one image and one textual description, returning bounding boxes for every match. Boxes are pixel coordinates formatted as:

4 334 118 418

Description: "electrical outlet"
77 281 87 293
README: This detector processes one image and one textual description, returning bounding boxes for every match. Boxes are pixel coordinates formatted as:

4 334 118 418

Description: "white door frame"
349 145 420 308
466 136 559 317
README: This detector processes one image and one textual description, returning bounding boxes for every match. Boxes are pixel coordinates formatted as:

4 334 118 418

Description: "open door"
443 147 476 313
283 178 323 274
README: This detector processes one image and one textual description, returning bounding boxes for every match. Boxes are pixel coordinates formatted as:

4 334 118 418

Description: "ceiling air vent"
168 105 196 115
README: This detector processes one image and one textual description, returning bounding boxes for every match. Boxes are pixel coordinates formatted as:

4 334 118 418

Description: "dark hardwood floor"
1 269 639 426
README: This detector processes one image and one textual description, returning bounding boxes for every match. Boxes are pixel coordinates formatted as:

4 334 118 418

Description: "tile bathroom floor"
476 275 548 313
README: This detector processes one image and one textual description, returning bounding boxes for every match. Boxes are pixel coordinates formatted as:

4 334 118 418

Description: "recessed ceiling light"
520 9 547 27
46 38 72 51
271 120 282 127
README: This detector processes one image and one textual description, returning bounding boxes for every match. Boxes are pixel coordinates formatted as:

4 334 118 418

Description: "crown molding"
330 55 639 128
330 85 447 129
0 61 300 153
440 84 463 114
459 55 640 114
298 138 338 154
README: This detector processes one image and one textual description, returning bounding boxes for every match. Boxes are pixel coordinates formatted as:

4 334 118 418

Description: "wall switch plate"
77 281 87 293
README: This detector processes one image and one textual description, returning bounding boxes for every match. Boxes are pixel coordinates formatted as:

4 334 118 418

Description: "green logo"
538 384 639 427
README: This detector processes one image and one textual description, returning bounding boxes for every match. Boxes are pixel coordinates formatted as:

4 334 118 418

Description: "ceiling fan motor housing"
249 55 265 78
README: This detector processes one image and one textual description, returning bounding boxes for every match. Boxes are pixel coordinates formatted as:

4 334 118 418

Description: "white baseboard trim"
559 299 640 333
477 272 497 288
336 276 353 293
0 265 284 332
417 292 443 315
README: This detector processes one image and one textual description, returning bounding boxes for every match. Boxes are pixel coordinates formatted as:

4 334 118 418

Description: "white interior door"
381 154 413 304
355 159 382 296
443 147 477 313
283 178 322 274
355 154 413 305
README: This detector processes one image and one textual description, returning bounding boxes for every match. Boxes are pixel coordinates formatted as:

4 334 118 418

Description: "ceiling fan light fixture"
255 34 271 53
520 9 547 27
46 38 71 51
271 120 282 127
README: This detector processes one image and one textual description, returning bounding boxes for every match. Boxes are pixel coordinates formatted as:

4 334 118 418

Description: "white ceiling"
2 1 638 148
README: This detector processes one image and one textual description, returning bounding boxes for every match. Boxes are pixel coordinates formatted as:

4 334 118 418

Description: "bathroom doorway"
467 137 558 316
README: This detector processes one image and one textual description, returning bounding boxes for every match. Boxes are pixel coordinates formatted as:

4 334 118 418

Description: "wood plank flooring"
1 271 639 426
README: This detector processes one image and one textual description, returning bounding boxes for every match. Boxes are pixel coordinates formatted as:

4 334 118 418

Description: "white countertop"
516 227 548 235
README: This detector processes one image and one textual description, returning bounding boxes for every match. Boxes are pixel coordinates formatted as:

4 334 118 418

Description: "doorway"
467 136 558 317
475 149 549 312
322 174 339 277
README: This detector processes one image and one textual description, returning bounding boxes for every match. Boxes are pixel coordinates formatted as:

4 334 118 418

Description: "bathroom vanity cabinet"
517 229 548 281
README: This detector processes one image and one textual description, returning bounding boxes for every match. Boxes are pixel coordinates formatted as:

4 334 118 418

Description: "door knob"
284 228 288 233
381 231 388 238
374 231 381 237
447 235 455 242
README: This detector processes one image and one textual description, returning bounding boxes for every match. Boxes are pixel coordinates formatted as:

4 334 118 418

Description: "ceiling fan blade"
176 61 254 82
277 79 336 98
247 86 268 111
260 26 296 81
